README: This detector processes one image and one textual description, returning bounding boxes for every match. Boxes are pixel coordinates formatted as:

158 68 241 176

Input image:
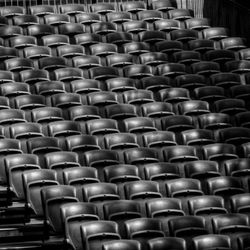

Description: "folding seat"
237 234 250 250
192 235 232 250
84 149 120 168
181 129 214 146
54 67 83 82
242 142 250 158
86 119 119 136
239 48 250 60
4 153 40 200
31 107 64 124
202 143 238 161
0 71 14 84
198 113 232 130
59 4 86 15
44 151 80 184
162 145 199 163
39 56 67 70
89 66 119 81
0 82 30 98
154 19 181 32
137 10 163 22
90 43 117 57
230 193 250 213
34 81 65 96
220 37 246 51
123 64 153 79
139 31 166 44
58 23 84 36
218 127 250 146
107 12 132 24
185 18 210 30
194 86 226 103
230 85 250 101
235 111 250 128
106 77 137 92
0 25 23 39
214 98 247 116
41 185 78 234
5 58 34 72
157 63 186 77
60 202 99 250
0 47 18 60
103 240 141 250
105 104 137 120
0 16 8 26
168 9 194 20
27 24 54 38
91 22 116 35
207 176 245 198
188 195 227 216
51 93 82 108
175 74 206 90
210 72 241 88
173 50 201 65
24 46 52 59
57 44 85 58
168 216 208 237
22 169 58 217
162 115 195 132
48 120 81 137
0 138 22 157
42 34 69 48
159 88 190 103
106 53 133 68
178 100 210 116
106 32 133 46
156 40 183 54
9 35 37 49
184 160 220 180
20 69 50 84
124 147 159 165
76 12 101 26
146 197 184 218
29 5 55 17
123 117 157 133
9 122 43 140
225 158 250 178
203 27 228 40
139 52 168 66
226 60 250 74
124 180 162 200
191 61 220 76
87 91 118 106
188 39 215 53
73 56 102 71
123 42 150 55
205 49 235 64
90 2 116 14
27 136 61 154
125 218 164 245
44 14 70 26
14 95 46 110
144 162 180 181
141 76 171 92
147 237 187 250
74 33 102 46
0 109 26 125
123 90 154 105
120 1 146 13
81 221 120 250
68 105 101 122
212 213 250 234
141 102 174 118
170 29 199 43
82 182 120 202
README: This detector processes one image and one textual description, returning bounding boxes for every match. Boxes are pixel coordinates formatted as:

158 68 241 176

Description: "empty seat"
124 64 153 79
194 86 225 103
54 67 83 82
139 52 168 66
154 19 181 32
137 10 162 22
0 71 14 84
226 60 250 74
51 93 82 108
106 12 132 24
68 105 101 122
224 158 250 177
202 143 238 161
170 29 198 42
188 39 215 53
0 109 26 125
156 40 183 54
31 107 64 123
242 142 250 158
230 85 250 100
35 81 65 96
0 25 23 38
157 63 186 77
58 23 84 36
104 133 138 150
148 237 187 250
48 121 81 137
175 74 206 90
71 79 101 94
91 22 116 35
107 32 133 45
28 24 54 38
203 27 228 40
221 37 246 50
86 118 119 135
103 240 141 250
181 129 214 146
162 145 199 163
121 1 146 13
123 42 150 55
24 46 52 59
82 182 120 202
123 117 157 133
178 100 210 116
59 4 85 15
237 234 250 250
9 35 37 49
0 82 30 98
105 104 137 120
235 111 250 128
89 66 119 81
90 43 117 56
44 13 70 26
185 18 210 30
5 58 34 72
75 12 101 25
29 5 55 16
39 56 67 70
73 56 102 70
87 91 118 106
74 33 102 46
141 76 171 92
141 102 174 118
191 61 220 76
57 44 85 58
106 77 136 92
90 2 116 14
188 195 227 215
42 34 69 47
214 98 247 115
14 95 46 110
20 69 50 84
106 53 133 67
230 193 250 213
139 31 166 43
0 47 18 60
210 72 241 88
84 149 120 168
239 48 250 60
162 115 195 132
123 90 154 105
159 88 190 103
168 8 194 20
173 50 201 65
144 162 180 181
123 20 148 34
205 49 235 64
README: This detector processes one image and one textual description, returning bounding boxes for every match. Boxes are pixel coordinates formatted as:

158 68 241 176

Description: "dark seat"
68 105 101 122
31 107 64 123
148 237 187 250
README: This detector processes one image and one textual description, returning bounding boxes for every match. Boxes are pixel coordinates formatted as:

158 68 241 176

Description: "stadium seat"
31 107 64 123
168 8 194 20
230 193 250 213
103 240 141 250
35 81 65 96
210 72 241 88
0 109 26 125
162 115 195 132
147 237 187 250
68 105 101 122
